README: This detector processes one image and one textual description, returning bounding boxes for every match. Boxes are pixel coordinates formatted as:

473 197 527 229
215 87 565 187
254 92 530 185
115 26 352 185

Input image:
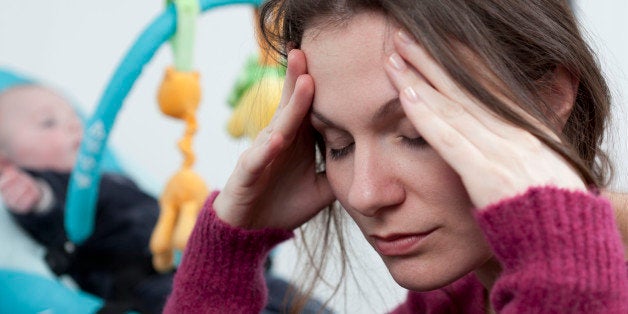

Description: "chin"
382 255 475 292
390 270 465 292
50 163 75 173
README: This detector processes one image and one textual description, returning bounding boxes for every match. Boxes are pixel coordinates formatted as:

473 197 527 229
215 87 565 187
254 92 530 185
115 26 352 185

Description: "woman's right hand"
213 49 335 230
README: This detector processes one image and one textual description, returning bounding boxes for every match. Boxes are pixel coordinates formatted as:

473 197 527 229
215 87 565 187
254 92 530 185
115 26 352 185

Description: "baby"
0 82 333 314
0 84 172 314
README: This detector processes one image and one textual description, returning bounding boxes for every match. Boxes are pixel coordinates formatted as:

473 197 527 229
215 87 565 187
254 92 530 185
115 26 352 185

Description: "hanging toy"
226 7 285 140
65 0 265 247
149 0 209 273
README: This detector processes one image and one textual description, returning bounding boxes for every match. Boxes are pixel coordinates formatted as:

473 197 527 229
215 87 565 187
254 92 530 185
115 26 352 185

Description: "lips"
371 229 435 256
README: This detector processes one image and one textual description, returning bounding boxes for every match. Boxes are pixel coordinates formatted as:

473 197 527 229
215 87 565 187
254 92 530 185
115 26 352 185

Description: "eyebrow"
311 97 401 128
373 98 401 124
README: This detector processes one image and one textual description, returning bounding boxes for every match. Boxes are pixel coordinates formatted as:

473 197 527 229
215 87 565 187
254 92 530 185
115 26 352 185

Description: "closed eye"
401 136 428 148
40 118 57 128
328 136 425 160
328 142 355 160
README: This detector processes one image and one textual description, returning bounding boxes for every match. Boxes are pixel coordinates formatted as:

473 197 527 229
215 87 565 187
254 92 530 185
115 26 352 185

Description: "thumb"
0 161 18 177
0 153 14 173
0 163 20 188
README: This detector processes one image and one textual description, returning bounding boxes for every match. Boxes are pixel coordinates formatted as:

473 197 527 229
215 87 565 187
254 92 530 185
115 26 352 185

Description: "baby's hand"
0 165 42 214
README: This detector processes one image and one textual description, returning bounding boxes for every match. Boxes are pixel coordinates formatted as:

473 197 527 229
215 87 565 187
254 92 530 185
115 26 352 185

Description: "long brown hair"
259 0 612 311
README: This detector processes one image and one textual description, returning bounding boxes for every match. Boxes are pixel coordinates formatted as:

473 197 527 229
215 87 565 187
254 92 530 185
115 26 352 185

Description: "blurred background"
0 0 626 312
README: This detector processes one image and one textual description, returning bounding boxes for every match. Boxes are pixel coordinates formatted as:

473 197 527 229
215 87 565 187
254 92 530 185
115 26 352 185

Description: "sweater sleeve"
476 186 628 313
163 191 294 313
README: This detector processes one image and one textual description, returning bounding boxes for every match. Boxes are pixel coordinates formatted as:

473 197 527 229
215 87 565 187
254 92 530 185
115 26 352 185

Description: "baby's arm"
0 165 53 214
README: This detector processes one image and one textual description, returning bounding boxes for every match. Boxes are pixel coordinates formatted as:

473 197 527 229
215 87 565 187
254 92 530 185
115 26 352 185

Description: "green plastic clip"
167 0 200 71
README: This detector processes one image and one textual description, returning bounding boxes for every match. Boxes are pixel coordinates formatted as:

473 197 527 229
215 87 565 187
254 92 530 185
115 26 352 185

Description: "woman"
165 0 627 312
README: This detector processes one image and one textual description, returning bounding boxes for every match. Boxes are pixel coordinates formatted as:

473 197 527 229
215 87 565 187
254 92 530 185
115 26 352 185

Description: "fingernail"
398 30 413 43
388 53 406 71
403 86 419 103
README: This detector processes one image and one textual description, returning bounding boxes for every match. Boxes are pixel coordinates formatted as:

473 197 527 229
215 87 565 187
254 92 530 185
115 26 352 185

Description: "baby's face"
0 85 83 172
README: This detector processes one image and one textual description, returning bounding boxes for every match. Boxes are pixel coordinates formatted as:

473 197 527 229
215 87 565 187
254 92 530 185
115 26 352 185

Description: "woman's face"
305 12 492 291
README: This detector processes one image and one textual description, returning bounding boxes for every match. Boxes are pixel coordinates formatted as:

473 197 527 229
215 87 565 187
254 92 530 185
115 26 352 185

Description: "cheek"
11 132 62 158
7 133 35 157
408 151 470 206
324 160 351 202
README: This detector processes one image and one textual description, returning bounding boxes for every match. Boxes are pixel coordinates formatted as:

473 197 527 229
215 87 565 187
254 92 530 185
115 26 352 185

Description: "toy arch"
66 0 264 244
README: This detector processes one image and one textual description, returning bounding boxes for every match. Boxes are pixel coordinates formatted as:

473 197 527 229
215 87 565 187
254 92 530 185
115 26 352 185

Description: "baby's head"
0 85 83 172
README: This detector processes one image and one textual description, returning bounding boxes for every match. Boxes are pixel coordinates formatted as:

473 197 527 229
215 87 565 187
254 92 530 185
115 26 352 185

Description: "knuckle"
439 129 460 147
261 125 274 139
440 101 465 119
237 151 252 172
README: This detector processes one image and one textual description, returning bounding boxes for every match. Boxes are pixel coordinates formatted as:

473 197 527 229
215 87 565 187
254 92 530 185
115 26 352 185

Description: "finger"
0 173 23 199
0 165 18 187
385 52 504 156
0 157 11 173
387 61 580 207
392 33 561 160
0 175 9 190
249 50 308 146
234 75 314 187
273 74 314 143
5 184 35 213
394 30 467 100
392 30 524 139
13 194 36 213
278 49 308 110
397 84 488 180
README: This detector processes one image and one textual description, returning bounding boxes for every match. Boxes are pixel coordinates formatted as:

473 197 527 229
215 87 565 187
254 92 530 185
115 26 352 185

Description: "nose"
346 146 404 217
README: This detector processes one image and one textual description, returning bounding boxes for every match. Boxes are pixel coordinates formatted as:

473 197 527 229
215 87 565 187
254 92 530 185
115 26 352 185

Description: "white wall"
575 0 628 190
0 0 255 192
0 1 626 313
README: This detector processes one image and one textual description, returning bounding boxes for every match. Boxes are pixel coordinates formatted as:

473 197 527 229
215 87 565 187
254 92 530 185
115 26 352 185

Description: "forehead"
0 85 72 116
302 12 397 116
302 12 394 67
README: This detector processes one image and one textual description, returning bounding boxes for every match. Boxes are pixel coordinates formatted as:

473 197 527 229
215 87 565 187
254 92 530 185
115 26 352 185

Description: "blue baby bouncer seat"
0 70 115 313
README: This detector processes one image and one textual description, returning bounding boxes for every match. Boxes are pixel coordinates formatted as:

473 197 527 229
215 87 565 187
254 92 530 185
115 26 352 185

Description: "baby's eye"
40 118 57 128
328 143 355 160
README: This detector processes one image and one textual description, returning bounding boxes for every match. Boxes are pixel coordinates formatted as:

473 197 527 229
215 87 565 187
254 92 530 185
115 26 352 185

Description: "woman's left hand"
384 29 586 209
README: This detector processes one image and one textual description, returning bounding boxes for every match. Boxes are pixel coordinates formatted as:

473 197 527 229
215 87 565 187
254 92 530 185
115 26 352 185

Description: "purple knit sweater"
164 187 628 313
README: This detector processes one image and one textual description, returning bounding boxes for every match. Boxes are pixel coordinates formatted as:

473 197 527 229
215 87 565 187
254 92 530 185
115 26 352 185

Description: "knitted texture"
477 186 628 313
391 274 486 313
166 187 627 313
163 191 293 313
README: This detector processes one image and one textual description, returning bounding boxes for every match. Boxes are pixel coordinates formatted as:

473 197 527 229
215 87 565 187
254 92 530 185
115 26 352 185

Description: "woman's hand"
384 30 586 209
214 49 334 230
